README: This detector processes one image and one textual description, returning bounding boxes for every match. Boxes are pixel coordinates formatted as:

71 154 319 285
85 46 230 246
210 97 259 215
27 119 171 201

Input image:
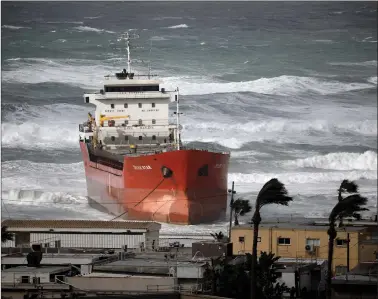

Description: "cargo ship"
79 33 230 224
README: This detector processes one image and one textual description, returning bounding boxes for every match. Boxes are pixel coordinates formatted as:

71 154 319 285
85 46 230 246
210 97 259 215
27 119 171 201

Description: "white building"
1 219 161 250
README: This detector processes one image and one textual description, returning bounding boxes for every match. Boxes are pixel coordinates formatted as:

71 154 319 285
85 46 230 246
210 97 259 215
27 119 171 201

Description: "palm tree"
210 231 225 242
326 182 368 299
250 178 293 299
232 198 252 226
1 226 14 243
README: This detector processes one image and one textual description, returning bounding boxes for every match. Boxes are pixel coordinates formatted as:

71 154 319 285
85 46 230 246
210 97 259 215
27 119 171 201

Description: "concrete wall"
1 272 50 284
231 226 370 272
66 276 175 292
177 265 204 279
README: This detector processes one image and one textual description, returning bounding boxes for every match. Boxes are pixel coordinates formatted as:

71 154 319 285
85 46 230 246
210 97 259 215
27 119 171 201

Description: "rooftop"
1 219 160 230
232 217 376 232
2 265 70 274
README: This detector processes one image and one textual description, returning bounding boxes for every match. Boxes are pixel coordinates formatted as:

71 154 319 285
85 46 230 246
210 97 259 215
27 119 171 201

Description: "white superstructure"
79 33 181 152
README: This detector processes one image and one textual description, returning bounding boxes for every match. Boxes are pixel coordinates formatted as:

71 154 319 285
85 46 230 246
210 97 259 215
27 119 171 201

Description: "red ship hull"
80 142 230 224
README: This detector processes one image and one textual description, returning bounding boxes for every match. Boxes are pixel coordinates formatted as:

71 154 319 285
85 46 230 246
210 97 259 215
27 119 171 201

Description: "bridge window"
152 119 156 124
139 119 143 125
152 135 156 141
152 103 155 108
111 104 115 109
138 103 142 108
124 103 128 108
139 136 143 140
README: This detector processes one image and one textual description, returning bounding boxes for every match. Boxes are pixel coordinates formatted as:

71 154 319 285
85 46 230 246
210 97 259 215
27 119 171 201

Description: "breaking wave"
2 25 31 30
229 170 377 185
367 76 377 84
165 24 189 29
328 60 377 67
73 25 115 34
162 75 375 96
286 151 377 171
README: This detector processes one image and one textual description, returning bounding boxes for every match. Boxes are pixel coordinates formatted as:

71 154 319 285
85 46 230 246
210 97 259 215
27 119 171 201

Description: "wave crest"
287 151 377 171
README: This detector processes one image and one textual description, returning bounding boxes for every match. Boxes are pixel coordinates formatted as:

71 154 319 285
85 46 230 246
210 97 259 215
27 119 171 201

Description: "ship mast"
120 31 139 74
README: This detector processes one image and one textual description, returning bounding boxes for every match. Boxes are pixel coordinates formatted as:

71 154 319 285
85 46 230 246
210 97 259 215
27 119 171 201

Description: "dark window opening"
152 103 155 108
139 136 143 140
152 119 156 124
21 276 29 283
152 135 156 141
336 239 348 246
111 104 115 109
125 136 129 141
138 119 143 125
278 238 291 245
124 120 128 125
124 103 128 108
239 236 245 243
85 96 89 103
138 103 142 108
198 164 208 176
111 136 115 141
104 85 159 92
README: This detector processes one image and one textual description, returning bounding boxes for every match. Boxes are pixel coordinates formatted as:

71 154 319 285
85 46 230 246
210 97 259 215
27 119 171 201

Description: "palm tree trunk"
234 213 239 226
326 222 337 299
250 210 261 299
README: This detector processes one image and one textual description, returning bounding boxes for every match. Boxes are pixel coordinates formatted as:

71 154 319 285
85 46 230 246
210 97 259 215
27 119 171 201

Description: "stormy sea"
1 1 377 234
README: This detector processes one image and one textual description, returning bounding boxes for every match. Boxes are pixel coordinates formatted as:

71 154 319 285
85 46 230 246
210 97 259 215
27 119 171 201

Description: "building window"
278 237 291 245
257 237 261 242
335 265 348 275
152 119 156 124
336 239 348 246
139 136 143 140
152 135 156 141
124 103 128 108
111 136 115 141
124 120 128 125
125 136 129 141
152 103 155 108
32 277 41 284
138 103 142 108
239 236 245 243
111 104 115 109
306 238 320 247
21 276 30 283
138 119 143 125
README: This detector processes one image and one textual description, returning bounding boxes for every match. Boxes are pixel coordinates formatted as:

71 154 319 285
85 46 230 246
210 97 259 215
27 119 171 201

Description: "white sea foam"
73 26 115 34
286 151 377 171
229 170 377 185
162 75 374 96
2 104 88 149
2 25 31 30
367 76 377 84
165 24 189 29
328 60 377 67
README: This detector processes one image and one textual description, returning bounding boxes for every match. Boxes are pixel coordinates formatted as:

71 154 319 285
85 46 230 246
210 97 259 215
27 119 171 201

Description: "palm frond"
256 178 293 209
329 194 368 222
338 180 359 195
232 198 252 216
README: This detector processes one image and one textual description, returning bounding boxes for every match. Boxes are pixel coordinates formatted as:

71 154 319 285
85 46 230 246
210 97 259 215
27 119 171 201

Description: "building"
331 261 378 299
1 219 161 250
230 217 378 273
1 266 71 299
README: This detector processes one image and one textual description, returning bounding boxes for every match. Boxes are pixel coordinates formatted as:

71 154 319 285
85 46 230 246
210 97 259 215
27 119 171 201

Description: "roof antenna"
148 38 153 79
120 31 139 74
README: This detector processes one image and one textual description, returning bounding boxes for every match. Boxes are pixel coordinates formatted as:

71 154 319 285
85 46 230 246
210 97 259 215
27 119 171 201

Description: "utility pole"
346 233 350 272
228 181 236 241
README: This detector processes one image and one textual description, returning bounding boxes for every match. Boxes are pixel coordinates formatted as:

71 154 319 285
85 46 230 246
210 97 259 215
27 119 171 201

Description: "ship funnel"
161 166 173 178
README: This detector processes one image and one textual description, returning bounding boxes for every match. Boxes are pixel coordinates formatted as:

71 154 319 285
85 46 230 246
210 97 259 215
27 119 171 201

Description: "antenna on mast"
119 31 139 74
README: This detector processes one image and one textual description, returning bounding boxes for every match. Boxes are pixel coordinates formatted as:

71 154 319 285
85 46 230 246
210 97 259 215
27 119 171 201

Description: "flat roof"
232 218 371 232
82 272 175 278
2 265 70 274
2 219 160 230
